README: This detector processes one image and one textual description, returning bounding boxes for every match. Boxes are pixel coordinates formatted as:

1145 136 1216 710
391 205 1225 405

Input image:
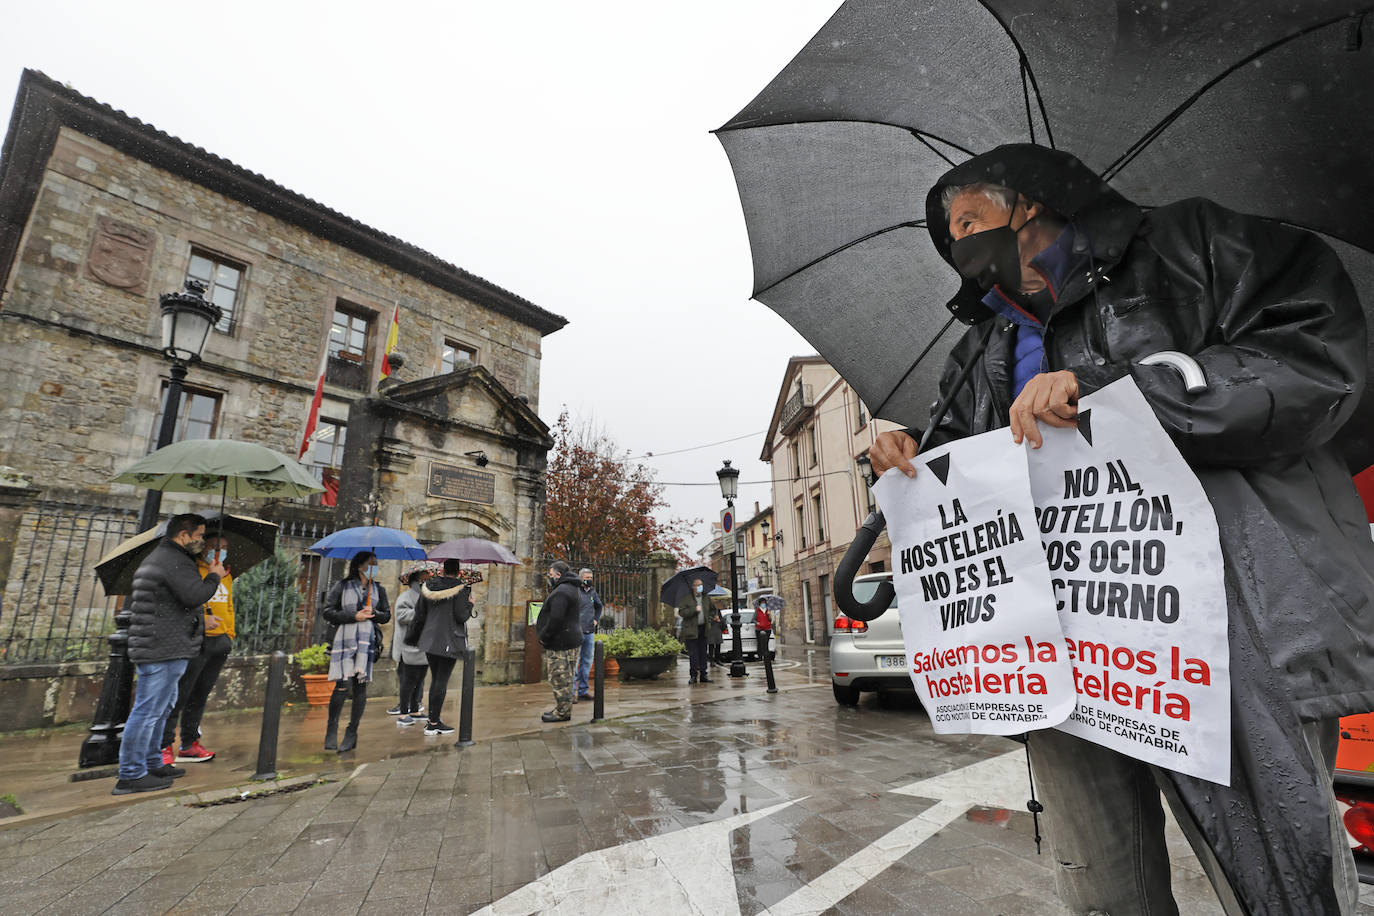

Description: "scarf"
328 579 376 682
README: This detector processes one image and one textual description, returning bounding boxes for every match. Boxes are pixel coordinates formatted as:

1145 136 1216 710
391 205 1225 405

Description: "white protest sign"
1027 377 1231 785
873 429 1077 735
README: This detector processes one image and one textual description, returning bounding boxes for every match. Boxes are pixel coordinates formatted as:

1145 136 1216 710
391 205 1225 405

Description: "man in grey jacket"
114 513 224 795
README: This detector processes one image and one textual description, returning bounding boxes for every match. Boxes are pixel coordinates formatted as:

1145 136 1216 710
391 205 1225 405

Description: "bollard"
592 641 605 722
760 629 778 694
252 651 288 780
454 646 477 748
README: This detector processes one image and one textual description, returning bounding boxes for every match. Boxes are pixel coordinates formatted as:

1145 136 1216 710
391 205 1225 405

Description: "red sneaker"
175 741 215 762
161 746 174 767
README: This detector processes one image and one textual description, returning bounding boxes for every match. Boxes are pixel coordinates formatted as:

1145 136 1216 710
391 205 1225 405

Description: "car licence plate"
877 655 907 669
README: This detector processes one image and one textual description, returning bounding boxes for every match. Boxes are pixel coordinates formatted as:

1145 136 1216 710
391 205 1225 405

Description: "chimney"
754 500 760 514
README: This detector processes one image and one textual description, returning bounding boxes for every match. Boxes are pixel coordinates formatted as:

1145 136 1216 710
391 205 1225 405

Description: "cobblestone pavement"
2 686 1372 915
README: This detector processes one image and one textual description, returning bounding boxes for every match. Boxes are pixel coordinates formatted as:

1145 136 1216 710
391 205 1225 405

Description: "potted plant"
601 627 684 680
594 631 620 677
295 643 333 705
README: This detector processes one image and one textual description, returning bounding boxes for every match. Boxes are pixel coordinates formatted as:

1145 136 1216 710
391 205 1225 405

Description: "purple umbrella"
427 537 519 566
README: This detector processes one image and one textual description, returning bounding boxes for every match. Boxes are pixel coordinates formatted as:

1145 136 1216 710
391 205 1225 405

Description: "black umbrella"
659 566 719 607
95 512 278 596
715 0 1374 467
716 4 1374 911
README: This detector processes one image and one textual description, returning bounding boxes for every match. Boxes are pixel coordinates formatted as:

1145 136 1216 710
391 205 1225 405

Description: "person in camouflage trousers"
536 561 583 723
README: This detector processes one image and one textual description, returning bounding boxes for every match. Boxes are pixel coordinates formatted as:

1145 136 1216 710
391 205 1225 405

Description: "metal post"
760 628 777 693
139 361 188 531
252 651 288 780
592 641 605 721
728 534 747 678
454 646 477 748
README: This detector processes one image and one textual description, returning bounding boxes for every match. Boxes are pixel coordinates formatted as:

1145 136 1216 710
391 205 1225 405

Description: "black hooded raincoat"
922 145 1374 914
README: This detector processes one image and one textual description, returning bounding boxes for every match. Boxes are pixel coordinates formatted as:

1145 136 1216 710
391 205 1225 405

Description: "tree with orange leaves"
543 410 696 564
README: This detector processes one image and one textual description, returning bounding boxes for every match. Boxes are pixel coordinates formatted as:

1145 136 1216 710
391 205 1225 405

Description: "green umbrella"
111 439 323 499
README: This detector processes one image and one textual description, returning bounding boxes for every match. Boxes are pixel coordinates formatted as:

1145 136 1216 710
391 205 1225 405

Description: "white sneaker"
423 721 455 736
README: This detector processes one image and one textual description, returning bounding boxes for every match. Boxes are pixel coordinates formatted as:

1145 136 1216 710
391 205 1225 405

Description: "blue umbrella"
309 525 426 560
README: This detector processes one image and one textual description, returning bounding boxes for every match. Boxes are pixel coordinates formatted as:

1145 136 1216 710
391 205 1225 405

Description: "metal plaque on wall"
427 461 496 504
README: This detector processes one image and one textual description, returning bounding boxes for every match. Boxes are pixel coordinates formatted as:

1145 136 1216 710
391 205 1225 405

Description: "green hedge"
597 627 683 658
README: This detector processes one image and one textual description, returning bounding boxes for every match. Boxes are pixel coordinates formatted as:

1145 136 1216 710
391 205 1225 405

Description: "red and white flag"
299 349 328 459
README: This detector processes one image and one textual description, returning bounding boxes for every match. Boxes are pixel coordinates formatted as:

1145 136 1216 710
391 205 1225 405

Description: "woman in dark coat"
320 551 391 752
406 558 473 736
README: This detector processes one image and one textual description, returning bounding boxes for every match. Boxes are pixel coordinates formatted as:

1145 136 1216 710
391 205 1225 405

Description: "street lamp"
80 279 220 769
761 518 770 544
140 279 223 530
717 460 747 678
856 453 874 488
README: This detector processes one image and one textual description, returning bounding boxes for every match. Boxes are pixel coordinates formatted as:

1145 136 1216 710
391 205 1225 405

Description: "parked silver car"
830 572 913 706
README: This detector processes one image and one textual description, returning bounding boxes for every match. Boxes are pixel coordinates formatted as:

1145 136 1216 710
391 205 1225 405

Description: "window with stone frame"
795 502 807 550
808 425 819 467
185 248 245 334
309 419 347 479
148 382 221 450
326 304 373 389
439 339 477 375
812 491 825 543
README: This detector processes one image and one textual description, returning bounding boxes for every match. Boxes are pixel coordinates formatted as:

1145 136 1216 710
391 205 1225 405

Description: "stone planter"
614 654 676 681
301 673 334 706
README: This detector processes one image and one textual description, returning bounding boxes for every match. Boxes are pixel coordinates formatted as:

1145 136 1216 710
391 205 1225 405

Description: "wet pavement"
2 649 1372 915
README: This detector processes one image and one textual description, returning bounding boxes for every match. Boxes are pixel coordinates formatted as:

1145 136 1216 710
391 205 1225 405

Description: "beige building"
761 357 900 646
0 71 565 685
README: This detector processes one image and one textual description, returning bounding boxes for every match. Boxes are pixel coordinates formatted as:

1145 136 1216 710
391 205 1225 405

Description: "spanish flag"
379 304 400 381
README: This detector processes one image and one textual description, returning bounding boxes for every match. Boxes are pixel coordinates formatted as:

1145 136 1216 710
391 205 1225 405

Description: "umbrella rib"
753 220 926 298
870 315 959 421
975 0 1056 149
714 119 978 159
1104 11 1369 180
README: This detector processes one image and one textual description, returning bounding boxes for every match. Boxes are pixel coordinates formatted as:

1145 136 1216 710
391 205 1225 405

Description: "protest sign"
1027 378 1231 785
873 430 1077 735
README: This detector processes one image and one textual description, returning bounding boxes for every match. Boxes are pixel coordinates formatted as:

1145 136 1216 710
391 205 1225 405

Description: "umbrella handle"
1138 350 1207 393
833 510 894 622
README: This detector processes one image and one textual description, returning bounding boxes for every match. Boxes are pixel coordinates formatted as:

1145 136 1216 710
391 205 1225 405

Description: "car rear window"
852 579 897 608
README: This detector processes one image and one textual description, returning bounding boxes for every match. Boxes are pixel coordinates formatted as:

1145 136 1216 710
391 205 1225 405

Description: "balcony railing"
778 384 814 435
325 351 368 390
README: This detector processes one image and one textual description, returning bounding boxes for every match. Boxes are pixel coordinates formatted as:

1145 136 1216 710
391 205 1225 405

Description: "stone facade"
0 72 566 686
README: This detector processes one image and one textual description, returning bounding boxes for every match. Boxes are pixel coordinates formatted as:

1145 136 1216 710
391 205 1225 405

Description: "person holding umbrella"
675 578 713 684
320 551 391 752
113 513 225 795
407 558 474 736
159 533 235 764
389 562 433 725
868 145 1371 915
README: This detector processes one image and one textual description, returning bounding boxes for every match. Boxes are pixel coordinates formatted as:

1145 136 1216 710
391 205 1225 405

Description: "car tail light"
1344 797 1374 852
833 615 867 633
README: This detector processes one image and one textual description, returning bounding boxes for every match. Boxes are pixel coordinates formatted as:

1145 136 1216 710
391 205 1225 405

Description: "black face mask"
949 202 1036 293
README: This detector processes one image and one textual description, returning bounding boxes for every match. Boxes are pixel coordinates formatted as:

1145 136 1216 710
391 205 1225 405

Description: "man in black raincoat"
870 144 1374 915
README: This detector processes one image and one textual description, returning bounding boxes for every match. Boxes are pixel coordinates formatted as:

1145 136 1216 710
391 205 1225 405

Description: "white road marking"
473 798 804 916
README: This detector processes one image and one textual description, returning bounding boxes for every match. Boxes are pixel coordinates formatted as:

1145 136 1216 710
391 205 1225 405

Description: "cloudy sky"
0 1 849 548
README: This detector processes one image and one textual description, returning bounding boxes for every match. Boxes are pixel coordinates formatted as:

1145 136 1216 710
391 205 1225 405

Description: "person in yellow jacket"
160 535 235 763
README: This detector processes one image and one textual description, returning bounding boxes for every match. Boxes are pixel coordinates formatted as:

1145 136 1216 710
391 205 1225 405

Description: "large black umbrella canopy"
94 512 278 596
715 0 1374 466
717 3 1374 910
659 566 719 607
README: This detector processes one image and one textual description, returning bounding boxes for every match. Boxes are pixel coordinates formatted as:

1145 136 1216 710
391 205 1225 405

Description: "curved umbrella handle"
833 510 894 622
1138 350 1207 393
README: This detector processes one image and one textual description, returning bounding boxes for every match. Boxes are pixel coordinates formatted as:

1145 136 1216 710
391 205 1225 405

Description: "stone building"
761 356 899 647
0 70 566 697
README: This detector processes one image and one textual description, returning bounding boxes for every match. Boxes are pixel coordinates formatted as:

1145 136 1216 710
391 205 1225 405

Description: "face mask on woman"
211 548 228 564
365 564 380 580
694 585 703 595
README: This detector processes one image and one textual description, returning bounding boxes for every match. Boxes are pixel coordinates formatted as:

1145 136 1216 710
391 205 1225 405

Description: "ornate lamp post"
80 279 220 768
716 459 747 678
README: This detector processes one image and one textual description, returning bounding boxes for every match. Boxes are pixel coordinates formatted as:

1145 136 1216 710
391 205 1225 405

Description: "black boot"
338 691 366 753
324 686 344 750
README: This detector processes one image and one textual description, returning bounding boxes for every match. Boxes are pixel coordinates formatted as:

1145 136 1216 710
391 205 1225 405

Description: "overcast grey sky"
1 1 847 549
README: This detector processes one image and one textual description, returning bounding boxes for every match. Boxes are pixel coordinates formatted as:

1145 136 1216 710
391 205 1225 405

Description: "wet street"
3 680 1372 915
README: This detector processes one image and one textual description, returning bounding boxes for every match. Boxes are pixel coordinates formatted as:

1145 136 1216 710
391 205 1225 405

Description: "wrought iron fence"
540 554 655 630
0 502 342 665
